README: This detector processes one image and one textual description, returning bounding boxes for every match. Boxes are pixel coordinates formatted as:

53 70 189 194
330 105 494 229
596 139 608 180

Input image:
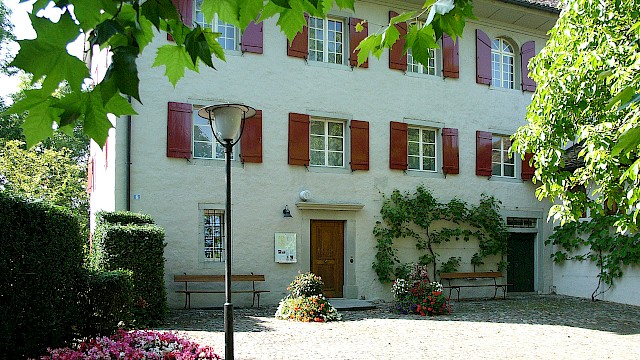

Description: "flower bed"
275 272 342 322
38 330 220 359
392 264 452 316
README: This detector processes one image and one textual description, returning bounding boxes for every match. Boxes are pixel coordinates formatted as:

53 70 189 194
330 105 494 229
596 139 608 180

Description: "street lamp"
197 103 256 360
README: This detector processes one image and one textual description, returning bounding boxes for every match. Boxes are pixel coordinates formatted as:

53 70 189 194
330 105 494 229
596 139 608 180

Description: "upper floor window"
194 0 240 51
492 135 515 177
408 127 437 172
407 48 437 76
193 111 228 160
308 16 345 65
491 38 514 89
310 118 345 167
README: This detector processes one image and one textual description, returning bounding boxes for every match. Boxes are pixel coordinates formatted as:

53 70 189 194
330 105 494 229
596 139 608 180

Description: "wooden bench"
174 273 269 309
439 272 509 301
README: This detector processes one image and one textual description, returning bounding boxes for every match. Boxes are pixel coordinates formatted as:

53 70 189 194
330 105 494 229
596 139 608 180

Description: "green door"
507 233 535 292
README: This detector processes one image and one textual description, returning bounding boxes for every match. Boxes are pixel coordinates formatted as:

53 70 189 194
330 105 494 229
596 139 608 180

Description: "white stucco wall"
91 0 561 308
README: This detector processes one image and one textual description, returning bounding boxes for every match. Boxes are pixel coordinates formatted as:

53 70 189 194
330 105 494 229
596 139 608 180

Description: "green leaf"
91 19 125 46
152 45 198 87
21 102 65 148
334 0 355 11
238 0 264 29
270 0 291 9
612 127 640 156
390 11 416 26
185 26 214 68
104 46 141 102
140 0 180 29
11 13 89 94
355 33 383 65
606 86 636 110
72 0 119 31
201 0 240 27
273 5 308 42
405 24 438 67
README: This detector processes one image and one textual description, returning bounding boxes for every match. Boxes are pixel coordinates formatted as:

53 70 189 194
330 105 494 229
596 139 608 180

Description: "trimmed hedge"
92 220 167 326
0 191 84 358
96 210 155 226
80 269 134 337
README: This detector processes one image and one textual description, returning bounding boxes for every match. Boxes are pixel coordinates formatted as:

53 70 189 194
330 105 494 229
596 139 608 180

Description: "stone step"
328 298 376 311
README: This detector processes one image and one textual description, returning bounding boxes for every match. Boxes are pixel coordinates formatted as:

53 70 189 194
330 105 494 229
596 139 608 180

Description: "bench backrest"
439 271 502 280
174 274 266 282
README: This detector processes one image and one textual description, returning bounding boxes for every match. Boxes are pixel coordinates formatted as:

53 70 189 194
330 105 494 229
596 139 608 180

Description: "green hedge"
80 269 134 336
96 210 155 226
0 191 84 358
92 220 167 326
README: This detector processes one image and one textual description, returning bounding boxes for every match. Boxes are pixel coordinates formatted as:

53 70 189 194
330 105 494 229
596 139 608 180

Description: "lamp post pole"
223 138 234 360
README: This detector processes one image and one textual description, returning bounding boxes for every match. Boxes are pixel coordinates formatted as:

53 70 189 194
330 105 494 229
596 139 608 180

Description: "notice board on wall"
274 232 297 263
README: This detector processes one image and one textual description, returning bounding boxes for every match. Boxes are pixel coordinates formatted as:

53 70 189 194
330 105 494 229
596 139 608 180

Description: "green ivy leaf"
11 13 89 94
152 45 198 87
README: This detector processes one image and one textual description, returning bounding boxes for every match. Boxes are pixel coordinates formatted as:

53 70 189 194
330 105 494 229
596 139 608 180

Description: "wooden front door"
310 220 345 298
507 233 536 292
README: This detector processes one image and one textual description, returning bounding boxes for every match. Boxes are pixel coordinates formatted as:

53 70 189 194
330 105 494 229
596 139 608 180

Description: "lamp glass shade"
197 104 256 141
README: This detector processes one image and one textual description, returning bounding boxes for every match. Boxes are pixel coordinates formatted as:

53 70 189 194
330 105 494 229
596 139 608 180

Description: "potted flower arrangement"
275 272 342 322
392 263 452 316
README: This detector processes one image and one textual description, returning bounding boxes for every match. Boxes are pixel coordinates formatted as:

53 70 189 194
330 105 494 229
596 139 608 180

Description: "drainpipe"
126 97 132 211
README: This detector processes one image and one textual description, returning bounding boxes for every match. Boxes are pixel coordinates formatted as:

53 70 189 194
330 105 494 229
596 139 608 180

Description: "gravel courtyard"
160 295 640 359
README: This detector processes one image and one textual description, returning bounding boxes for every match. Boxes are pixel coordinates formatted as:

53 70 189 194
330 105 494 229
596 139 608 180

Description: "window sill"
489 85 521 93
488 176 522 183
190 158 243 168
406 169 444 179
405 71 441 80
308 165 351 175
307 60 352 72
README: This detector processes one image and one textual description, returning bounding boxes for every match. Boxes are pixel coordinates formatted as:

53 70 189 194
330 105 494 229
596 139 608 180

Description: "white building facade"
88 0 581 308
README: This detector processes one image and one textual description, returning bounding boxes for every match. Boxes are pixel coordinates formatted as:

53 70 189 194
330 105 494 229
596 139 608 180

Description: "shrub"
0 191 85 358
80 269 134 337
95 210 155 227
392 263 452 316
287 272 323 297
40 330 220 359
275 272 341 322
91 215 167 326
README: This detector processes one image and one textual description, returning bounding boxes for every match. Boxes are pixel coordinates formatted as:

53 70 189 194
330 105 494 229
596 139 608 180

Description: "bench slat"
174 274 266 282
439 271 502 279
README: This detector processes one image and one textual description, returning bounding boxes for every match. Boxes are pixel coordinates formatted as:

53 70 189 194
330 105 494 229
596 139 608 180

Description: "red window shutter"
388 11 407 71
168 0 193 41
350 120 369 171
242 21 263 54
287 15 309 59
442 128 459 175
476 29 491 85
167 102 193 159
389 121 408 170
288 113 310 166
476 131 493 176
521 41 536 92
87 157 94 194
521 152 535 181
442 34 459 78
240 110 262 163
349 18 368 68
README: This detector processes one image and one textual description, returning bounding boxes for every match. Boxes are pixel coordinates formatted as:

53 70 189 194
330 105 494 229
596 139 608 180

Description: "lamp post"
197 103 256 360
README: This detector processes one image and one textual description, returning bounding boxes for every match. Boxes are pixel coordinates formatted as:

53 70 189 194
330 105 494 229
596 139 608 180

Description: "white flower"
426 0 455 25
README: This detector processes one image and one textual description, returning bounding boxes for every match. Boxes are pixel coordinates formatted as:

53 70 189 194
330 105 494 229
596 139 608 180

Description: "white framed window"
192 111 228 160
407 48 436 75
492 135 515 177
194 0 240 51
308 16 345 64
203 209 225 262
408 127 437 172
491 38 515 89
310 118 345 167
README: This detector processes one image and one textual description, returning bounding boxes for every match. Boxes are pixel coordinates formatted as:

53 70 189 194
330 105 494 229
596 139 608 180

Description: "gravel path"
160 295 640 359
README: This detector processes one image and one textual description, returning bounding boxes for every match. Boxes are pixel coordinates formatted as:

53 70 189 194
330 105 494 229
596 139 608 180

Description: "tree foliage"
3 0 472 148
513 0 640 232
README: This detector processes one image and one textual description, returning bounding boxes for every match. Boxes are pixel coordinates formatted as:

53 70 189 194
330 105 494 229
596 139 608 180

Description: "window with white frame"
491 38 515 89
407 21 437 75
310 118 345 167
308 16 345 64
192 110 229 160
203 209 225 261
492 135 515 177
194 0 240 51
408 127 437 171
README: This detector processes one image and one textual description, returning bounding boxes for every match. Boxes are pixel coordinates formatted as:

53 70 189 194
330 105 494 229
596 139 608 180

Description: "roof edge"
496 0 561 14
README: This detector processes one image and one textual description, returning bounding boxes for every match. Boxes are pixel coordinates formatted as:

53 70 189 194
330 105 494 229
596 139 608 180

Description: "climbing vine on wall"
547 212 640 300
372 185 509 282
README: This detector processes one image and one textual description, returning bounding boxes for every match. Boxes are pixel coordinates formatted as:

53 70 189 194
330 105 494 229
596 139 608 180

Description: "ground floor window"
203 209 225 261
